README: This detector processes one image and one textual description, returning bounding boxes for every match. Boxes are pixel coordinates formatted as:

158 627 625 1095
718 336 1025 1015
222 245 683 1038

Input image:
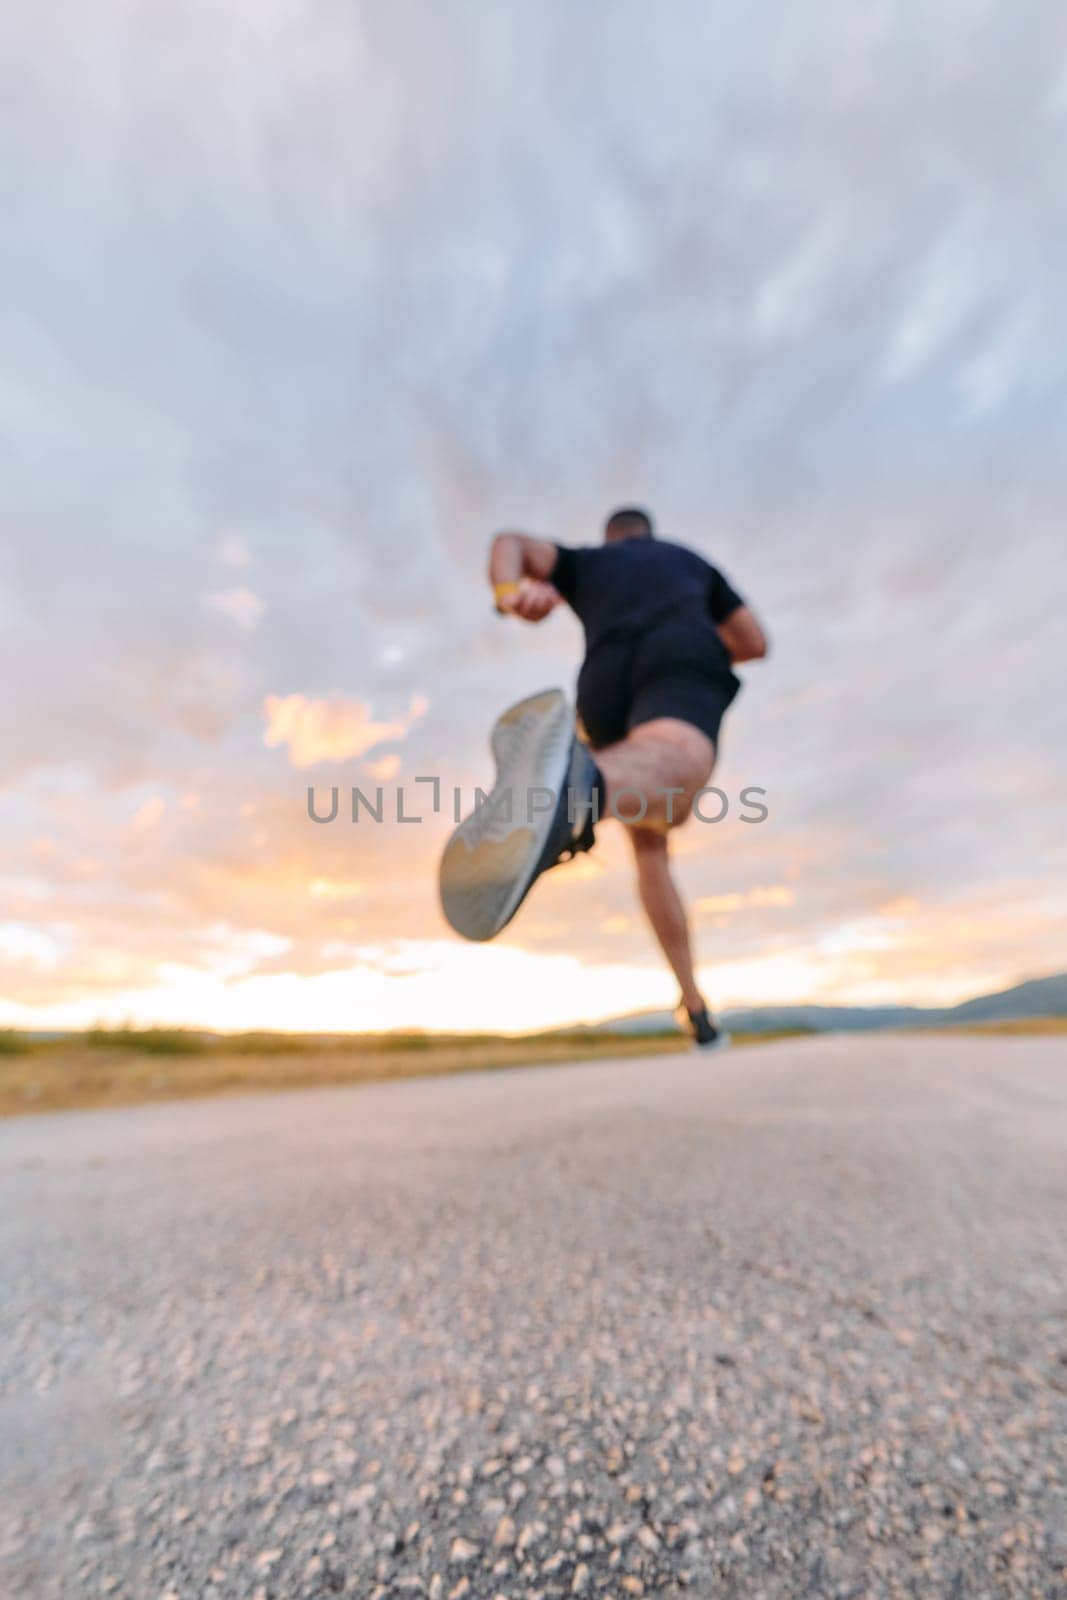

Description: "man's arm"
488 532 563 621
716 604 769 664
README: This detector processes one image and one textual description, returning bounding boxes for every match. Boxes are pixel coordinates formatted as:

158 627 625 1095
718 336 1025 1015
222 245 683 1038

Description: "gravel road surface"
1 1034 1065 1599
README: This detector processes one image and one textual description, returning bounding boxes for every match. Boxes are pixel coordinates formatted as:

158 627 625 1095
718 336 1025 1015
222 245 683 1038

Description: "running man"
439 507 768 1046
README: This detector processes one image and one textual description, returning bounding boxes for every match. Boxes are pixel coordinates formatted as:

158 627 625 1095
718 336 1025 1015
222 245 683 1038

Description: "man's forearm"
486 532 563 621
488 531 559 586
488 532 524 586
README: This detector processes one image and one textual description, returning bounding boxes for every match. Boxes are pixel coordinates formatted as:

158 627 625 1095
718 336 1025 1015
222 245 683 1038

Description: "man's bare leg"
593 717 715 1020
629 827 704 1012
594 718 714 831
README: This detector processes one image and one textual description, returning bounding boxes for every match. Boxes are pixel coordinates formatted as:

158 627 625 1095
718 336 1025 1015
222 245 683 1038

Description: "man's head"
603 506 655 544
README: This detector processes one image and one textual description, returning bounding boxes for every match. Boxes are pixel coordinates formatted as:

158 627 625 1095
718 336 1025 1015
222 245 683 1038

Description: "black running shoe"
439 688 601 941
676 1001 730 1051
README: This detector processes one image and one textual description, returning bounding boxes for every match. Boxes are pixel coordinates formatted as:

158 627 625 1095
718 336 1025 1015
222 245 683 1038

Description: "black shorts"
576 619 741 752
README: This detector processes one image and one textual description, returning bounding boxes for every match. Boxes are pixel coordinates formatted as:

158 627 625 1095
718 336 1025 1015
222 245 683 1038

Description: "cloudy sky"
2 0 1066 1032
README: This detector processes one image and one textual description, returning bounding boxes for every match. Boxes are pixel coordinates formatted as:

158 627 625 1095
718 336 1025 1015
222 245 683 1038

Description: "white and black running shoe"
676 1001 731 1051
439 688 600 942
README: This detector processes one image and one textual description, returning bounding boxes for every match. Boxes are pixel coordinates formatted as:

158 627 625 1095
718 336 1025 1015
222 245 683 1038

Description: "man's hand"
488 531 562 622
716 605 769 663
496 576 562 622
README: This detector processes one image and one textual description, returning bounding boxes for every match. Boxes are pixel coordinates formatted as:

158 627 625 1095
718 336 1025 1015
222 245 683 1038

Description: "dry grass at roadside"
908 1017 1067 1037
0 1028 799 1118
8 1016 1060 1118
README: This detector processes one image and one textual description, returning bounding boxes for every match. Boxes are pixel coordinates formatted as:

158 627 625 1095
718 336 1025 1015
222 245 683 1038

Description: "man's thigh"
628 717 715 781
601 717 715 828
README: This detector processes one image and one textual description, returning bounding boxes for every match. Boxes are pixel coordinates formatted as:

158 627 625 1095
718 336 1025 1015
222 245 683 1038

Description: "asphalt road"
1 1034 1065 1600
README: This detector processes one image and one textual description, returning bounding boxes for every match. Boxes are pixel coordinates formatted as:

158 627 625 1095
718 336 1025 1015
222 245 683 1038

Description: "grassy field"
0 1026 804 1118
3 1017 1062 1118
909 1017 1067 1037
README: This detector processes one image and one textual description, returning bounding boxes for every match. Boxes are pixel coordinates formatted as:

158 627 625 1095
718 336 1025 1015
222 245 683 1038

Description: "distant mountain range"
587 972 1067 1037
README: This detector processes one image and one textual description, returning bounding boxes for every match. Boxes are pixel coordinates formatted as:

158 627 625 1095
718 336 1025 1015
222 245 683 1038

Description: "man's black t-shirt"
551 537 745 653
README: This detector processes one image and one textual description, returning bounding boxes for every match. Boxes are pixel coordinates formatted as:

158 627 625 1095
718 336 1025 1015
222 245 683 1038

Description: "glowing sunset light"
263 694 428 769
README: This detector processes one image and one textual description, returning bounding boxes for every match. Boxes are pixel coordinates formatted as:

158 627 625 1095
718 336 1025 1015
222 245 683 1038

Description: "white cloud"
131 796 166 832
216 533 253 569
0 922 68 970
203 587 266 630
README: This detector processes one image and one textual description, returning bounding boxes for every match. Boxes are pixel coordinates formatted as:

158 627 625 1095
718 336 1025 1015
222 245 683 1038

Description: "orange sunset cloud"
263 693 429 769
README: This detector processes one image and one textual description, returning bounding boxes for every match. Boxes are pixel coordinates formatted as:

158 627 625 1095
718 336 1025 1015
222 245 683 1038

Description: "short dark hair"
603 506 654 541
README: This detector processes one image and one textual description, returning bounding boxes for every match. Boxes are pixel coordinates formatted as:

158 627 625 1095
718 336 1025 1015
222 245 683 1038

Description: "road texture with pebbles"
1 1033 1065 1599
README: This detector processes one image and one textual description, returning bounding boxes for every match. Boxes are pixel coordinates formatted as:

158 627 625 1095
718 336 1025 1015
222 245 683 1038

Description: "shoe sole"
693 1030 731 1053
439 688 575 941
